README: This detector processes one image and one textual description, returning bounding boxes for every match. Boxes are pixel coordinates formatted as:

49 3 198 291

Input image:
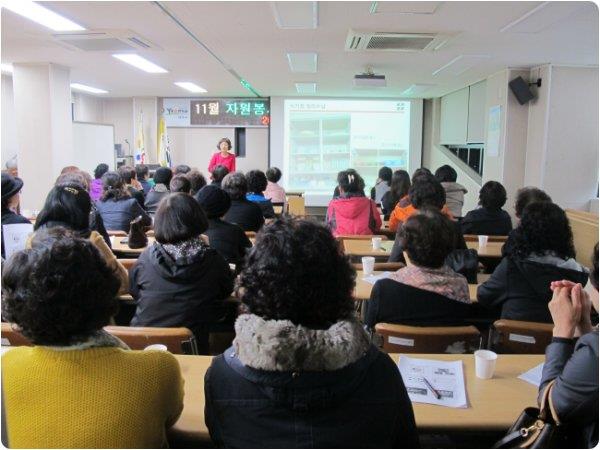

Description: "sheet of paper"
518 362 544 387
2 223 33 259
361 271 392 284
398 356 468 408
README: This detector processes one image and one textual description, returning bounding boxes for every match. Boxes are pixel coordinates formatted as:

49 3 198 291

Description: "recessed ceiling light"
295 82 317 94
70 83 108 94
271 2 318 29
174 82 207 93
1 64 14 74
402 84 436 96
3 0 85 31
112 54 168 73
287 53 318 73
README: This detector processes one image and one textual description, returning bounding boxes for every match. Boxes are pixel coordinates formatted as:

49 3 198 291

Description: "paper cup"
475 349 497 379
21 209 32 218
372 237 382 250
478 235 489 248
362 256 375 275
144 344 168 352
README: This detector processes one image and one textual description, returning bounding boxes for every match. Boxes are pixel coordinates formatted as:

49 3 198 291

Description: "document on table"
518 363 544 387
2 223 34 259
362 271 392 284
398 356 468 408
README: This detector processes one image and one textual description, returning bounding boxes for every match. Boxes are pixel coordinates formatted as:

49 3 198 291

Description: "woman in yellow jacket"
2 227 183 448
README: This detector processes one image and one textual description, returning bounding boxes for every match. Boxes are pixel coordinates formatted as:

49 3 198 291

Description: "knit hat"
1 172 23 202
195 184 231 218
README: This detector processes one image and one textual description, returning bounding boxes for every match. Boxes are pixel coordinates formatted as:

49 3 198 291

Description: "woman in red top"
208 138 236 173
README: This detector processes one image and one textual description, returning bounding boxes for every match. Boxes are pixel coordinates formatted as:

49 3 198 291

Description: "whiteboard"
72 122 115 175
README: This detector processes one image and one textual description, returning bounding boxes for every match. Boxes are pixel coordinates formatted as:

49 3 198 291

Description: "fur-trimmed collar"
233 314 370 372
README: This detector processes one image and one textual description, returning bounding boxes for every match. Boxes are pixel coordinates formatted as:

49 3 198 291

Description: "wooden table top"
170 353 543 443
466 241 504 259
343 239 394 257
111 236 155 255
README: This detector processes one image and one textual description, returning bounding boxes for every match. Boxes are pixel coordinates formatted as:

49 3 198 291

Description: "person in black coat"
245 170 275 218
366 209 473 329
204 217 418 448
221 172 264 232
130 193 234 344
195 184 252 269
210 165 229 189
117 165 145 209
478 202 589 323
461 180 512 236
539 244 599 448
144 167 172 215
380 169 411 220
1 173 30 258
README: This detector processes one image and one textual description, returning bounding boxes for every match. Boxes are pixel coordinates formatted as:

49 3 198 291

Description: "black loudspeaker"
509 76 537 105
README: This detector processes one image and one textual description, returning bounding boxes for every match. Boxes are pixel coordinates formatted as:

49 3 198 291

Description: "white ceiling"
2 1 598 98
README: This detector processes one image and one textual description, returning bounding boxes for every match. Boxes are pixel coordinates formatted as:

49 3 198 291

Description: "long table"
466 241 503 259
169 353 544 444
111 236 155 256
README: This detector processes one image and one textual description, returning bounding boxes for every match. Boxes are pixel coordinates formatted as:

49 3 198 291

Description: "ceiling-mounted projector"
353 69 386 87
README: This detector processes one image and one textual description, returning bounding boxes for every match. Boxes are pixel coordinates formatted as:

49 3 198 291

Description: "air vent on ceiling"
345 30 451 52
52 30 159 52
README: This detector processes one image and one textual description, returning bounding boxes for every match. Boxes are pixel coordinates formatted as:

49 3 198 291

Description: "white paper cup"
21 209 32 218
475 349 498 379
362 256 375 275
478 235 489 248
144 344 168 352
372 237 382 250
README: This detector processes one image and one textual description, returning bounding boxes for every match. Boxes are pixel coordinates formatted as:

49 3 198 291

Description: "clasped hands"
549 280 593 339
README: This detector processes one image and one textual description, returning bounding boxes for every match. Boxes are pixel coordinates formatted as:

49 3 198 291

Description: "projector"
353 73 386 87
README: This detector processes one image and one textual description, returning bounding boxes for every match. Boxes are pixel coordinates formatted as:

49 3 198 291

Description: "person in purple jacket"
90 163 109 202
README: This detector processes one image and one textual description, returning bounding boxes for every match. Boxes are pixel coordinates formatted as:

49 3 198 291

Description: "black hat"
195 184 231 218
1 172 23 203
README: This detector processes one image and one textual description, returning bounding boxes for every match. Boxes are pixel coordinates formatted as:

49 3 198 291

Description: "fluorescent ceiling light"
287 53 317 73
174 82 207 93
1 64 14 74
432 55 490 76
112 54 168 73
70 83 108 94
271 2 318 29
500 2 585 33
402 84 436 96
3 0 85 31
295 82 317 94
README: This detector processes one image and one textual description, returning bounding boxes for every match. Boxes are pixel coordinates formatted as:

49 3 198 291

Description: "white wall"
103 98 134 156
72 92 104 123
1 74 17 169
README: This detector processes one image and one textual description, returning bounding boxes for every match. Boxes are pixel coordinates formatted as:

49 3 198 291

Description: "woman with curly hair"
1 228 183 448
204 217 418 448
478 202 589 322
95 171 151 232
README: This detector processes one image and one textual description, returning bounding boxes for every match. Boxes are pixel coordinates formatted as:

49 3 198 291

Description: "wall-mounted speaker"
509 76 541 105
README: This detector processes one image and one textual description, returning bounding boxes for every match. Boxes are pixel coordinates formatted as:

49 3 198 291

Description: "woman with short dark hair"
381 169 410 219
95 171 151 232
185 170 207 196
222 172 265 232
435 164 467 218
2 228 183 448
1 172 30 259
130 193 234 347
169 175 192 194
461 180 512 236
370 166 393 204
264 167 286 204
145 167 173 215
478 202 589 322
90 163 109 201
246 170 275 218
204 218 419 448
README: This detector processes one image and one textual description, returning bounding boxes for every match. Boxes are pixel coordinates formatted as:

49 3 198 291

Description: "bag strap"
493 430 523 448
539 379 561 425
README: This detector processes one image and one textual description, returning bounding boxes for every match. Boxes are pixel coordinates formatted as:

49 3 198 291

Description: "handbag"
128 215 148 249
445 248 479 284
493 380 563 449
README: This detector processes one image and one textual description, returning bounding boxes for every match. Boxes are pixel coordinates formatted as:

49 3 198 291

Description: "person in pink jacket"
326 170 382 236
208 138 236 174
90 163 109 202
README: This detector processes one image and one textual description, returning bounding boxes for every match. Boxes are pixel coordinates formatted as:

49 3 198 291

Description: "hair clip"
348 174 355 184
63 187 79 195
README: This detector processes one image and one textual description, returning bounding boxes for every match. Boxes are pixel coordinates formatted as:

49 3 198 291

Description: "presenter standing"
208 138 236 174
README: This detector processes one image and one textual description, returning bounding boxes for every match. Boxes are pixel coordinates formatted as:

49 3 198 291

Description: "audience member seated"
246 170 275 218
366 209 472 329
1 172 30 259
4 154 18 178
264 167 286 204
135 164 153 195
204 218 419 448
326 169 381 236
33 184 128 293
435 164 467 218
539 244 599 448
174 164 191 175
144 167 172 215
117 165 145 208
370 166 392 204
381 169 411 220
196 184 252 268
222 172 265 232
1 228 183 448
130 193 235 341
95 171 151 232
478 202 589 322
332 168 366 198
169 174 192 194
185 169 207 196
210 164 229 188
90 163 109 202
461 180 512 236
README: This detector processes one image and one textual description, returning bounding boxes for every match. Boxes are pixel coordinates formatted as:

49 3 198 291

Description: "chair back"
375 322 481 354
117 258 137 272
336 234 388 241
463 234 507 243
103 326 198 354
352 262 404 271
272 202 285 216
1 323 32 347
287 196 305 216
489 319 553 354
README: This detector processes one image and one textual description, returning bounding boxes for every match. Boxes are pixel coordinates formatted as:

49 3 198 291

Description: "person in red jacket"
326 169 381 236
208 138 236 173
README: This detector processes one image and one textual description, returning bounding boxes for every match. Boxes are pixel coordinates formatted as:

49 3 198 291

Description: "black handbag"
445 248 479 284
493 380 563 449
128 215 148 249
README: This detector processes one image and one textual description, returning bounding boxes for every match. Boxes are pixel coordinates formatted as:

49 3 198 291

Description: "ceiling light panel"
402 84 436 96
295 82 317 94
70 83 108 94
370 1 442 15
3 0 85 31
112 54 168 73
500 2 587 33
287 53 317 73
271 2 318 29
174 82 207 93
432 55 490 76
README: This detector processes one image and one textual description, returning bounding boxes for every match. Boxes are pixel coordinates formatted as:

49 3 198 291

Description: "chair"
489 319 553 354
352 262 404 271
287 196 305 216
245 231 256 239
117 258 137 271
1 323 32 347
103 326 199 354
463 234 508 243
272 202 285 216
336 234 388 241
375 323 481 354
